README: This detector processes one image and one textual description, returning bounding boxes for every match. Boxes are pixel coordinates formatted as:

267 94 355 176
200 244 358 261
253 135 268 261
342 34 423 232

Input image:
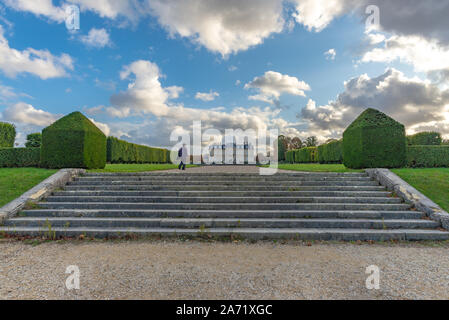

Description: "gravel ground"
1 239 448 300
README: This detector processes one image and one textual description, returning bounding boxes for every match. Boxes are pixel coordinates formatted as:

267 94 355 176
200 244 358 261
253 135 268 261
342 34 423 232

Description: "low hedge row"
0 148 41 167
407 145 449 167
107 137 171 164
407 132 442 146
294 147 318 163
285 150 295 163
317 140 343 164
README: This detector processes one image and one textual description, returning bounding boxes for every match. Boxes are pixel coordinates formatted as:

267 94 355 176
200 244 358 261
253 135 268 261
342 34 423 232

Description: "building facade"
209 143 256 165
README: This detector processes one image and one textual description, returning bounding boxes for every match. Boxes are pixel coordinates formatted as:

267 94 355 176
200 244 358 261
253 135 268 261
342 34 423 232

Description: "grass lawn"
267 163 363 173
391 168 449 212
89 163 197 173
0 168 58 207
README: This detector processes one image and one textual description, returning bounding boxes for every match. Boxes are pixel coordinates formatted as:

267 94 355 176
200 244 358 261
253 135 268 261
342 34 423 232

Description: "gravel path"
1 239 448 300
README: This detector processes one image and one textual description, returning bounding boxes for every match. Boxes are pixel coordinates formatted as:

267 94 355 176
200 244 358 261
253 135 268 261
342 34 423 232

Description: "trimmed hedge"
318 140 343 164
107 136 171 164
25 132 42 148
407 132 442 146
286 150 295 163
0 148 40 167
0 122 16 148
295 147 318 163
41 112 106 169
407 145 449 167
343 108 407 169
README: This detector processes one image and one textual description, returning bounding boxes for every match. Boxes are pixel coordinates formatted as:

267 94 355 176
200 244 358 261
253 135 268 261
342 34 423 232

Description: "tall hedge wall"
285 150 295 163
407 146 449 167
0 122 16 148
343 108 407 169
41 112 106 169
318 140 343 164
0 148 40 167
107 136 170 164
407 132 442 146
295 147 318 163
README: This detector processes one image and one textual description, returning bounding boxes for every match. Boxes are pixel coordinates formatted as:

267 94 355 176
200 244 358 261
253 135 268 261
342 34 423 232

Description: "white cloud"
102 59 303 147
300 68 449 140
228 65 238 72
89 118 110 136
146 0 285 56
80 28 112 48
69 0 141 20
324 48 336 60
244 71 310 104
1 102 61 127
195 91 219 102
3 0 66 22
110 60 182 117
361 34 449 73
0 26 73 79
291 0 356 32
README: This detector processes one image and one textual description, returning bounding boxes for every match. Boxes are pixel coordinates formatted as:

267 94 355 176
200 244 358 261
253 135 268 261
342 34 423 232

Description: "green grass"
0 168 57 207
89 163 197 173
265 163 362 172
391 168 449 212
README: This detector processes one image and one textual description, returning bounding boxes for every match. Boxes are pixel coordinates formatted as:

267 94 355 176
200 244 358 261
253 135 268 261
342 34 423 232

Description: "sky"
0 0 448 148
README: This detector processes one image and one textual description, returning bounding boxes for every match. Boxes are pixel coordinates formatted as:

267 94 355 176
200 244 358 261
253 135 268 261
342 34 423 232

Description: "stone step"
45 196 403 204
1 227 448 241
68 180 380 186
19 209 424 219
38 202 412 211
63 185 387 192
4 217 439 230
84 172 367 177
75 176 372 182
54 190 393 198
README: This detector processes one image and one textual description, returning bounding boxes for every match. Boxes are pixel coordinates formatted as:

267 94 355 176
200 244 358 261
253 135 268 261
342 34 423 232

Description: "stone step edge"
1 227 448 241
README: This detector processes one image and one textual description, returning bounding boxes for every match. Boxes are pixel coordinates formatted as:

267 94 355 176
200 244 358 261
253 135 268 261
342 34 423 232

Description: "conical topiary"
343 108 406 169
40 112 106 169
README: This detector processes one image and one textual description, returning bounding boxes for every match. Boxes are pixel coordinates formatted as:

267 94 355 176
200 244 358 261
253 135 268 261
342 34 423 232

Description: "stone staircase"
2 171 449 241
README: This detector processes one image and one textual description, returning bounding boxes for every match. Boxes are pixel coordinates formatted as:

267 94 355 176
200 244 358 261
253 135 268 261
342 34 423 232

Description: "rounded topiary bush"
343 108 407 169
41 112 106 169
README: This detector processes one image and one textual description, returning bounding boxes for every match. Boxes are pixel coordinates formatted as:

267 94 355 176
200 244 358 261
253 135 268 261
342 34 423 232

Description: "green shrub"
407 132 442 146
0 122 16 148
295 147 318 163
40 112 106 169
407 145 449 167
343 108 407 169
107 136 170 164
0 148 40 167
25 132 42 148
318 140 343 164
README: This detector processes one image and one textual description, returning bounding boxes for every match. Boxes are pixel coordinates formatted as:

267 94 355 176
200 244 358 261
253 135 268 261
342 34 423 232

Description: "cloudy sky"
0 0 448 147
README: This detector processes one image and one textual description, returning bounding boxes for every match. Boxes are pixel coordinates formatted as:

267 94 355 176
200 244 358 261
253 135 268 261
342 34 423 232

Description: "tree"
277 135 288 161
25 133 42 148
290 137 303 149
305 136 318 147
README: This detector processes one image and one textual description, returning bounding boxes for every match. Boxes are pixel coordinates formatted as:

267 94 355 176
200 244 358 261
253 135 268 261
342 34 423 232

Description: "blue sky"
0 0 448 147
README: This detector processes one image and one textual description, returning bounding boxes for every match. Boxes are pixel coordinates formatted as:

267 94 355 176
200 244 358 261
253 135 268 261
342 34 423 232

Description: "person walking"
178 143 188 170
